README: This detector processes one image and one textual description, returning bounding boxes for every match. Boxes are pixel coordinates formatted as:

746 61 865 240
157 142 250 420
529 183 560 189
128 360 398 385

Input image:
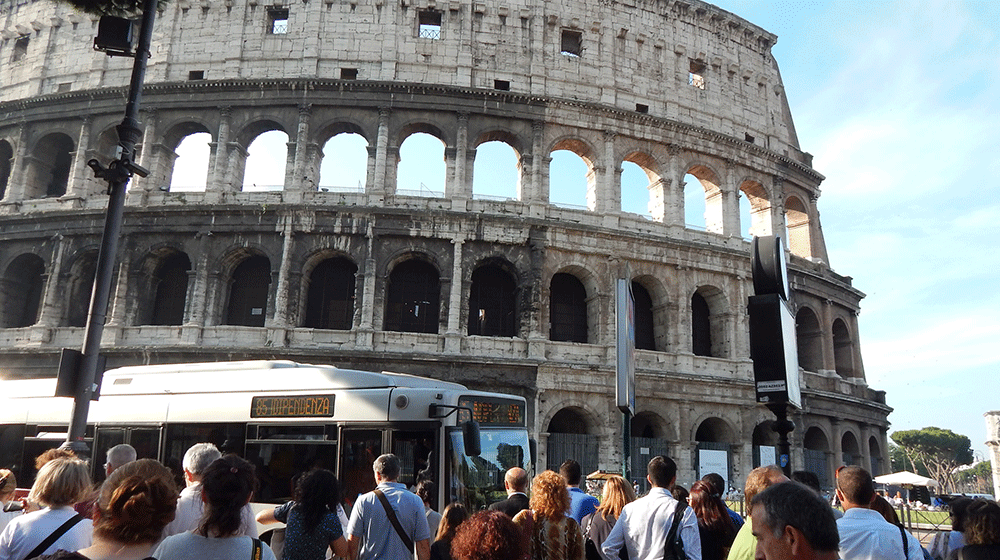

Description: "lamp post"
58 0 157 457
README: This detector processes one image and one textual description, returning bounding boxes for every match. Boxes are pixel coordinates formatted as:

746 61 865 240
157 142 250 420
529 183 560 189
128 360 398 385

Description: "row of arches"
0 107 821 259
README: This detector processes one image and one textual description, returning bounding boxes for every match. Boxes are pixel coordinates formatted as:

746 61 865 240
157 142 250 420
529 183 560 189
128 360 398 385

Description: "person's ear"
786 525 808 557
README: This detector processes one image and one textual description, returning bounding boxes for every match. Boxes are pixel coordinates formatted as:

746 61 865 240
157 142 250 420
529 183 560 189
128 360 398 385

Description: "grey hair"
373 454 401 481
183 443 222 475
106 444 137 471
750 481 840 553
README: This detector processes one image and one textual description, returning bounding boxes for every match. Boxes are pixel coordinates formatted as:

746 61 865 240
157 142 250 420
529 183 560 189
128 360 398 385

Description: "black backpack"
663 502 688 560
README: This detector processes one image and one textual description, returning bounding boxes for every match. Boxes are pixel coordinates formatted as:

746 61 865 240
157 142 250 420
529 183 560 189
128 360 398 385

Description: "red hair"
451 511 526 560
689 480 734 538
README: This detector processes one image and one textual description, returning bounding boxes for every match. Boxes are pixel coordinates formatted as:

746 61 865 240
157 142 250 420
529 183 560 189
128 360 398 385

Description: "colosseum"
0 0 890 489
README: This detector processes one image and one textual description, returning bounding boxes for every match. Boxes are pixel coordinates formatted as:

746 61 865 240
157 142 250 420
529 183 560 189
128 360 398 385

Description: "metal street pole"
61 0 156 456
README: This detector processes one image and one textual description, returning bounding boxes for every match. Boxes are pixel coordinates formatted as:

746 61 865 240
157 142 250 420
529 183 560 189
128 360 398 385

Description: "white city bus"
0 360 531 514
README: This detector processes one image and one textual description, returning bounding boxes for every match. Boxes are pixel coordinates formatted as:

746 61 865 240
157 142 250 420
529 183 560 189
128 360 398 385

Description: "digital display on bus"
458 396 525 427
251 395 335 418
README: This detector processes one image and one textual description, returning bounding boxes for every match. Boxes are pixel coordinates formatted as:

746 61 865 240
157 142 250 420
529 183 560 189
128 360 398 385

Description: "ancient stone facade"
0 0 890 488
986 411 1000 499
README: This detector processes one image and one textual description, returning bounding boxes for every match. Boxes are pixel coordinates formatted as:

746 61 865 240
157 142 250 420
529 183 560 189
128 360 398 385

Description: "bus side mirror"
529 438 537 469
463 420 481 457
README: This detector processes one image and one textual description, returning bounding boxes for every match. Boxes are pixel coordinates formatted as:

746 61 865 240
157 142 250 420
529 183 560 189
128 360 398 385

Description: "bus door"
336 425 437 512
390 425 438 509
245 424 338 504
92 426 163 483
339 428 381 512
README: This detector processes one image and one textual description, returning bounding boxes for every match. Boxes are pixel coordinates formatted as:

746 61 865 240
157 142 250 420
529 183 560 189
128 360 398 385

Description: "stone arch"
220 247 271 327
314 120 371 146
233 118 289 148
739 178 771 238
302 253 358 330
134 247 192 326
620 150 664 217
25 132 74 199
630 279 656 351
545 404 602 475
868 435 884 475
472 128 526 157
684 162 724 233
0 253 46 328
632 273 668 352
795 306 823 372
397 121 449 147
694 415 737 483
841 430 861 466
632 411 668 439
752 420 779 468
384 256 441 334
832 318 854 378
240 123 290 191
692 284 729 358
65 248 99 327
785 194 812 259
803 426 831 488
472 129 524 202
549 136 598 210
164 122 213 192
694 415 736 443
468 257 518 338
549 136 597 166
161 120 214 151
0 139 12 199
397 124 448 197
317 124 370 193
549 264 600 343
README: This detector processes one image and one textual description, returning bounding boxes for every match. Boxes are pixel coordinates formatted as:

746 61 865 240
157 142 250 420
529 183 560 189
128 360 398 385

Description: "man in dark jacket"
488 467 529 518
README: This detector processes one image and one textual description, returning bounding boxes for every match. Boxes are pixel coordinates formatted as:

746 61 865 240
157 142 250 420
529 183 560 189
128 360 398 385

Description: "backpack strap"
250 538 263 560
22 512 83 560
374 488 414 552
664 502 686 559
898 525 908 559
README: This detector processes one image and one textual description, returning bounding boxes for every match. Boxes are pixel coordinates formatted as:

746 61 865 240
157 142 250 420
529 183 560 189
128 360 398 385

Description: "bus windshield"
448 427 531 511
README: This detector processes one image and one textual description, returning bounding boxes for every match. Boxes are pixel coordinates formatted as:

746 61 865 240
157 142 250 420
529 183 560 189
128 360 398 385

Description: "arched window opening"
26 133 74 199
468 263 517 337
684 166 723 233
620 161 652 217
385 260 440 334
695 417 732 482
304 257 358 330
168 132 211 192
226 255 271 327
740 181 770 239
795 308 823 372
803 427 830 488
243 130 289 191
0 140 13 199
472 141 519 201
67 251 98 327
149 253 191 326
696 417 732 444
785 196 812 258
832 318 853 377
841 432 861 466
0 254 45 328
752 421 779 468
318 132 368 193
548 150 590 209
632 281 655 351
631 413 661 439
397 133 445 197
692 292 712 356
738 193 753 240
546 407 598 475
868 436 884 476
549 273 587 343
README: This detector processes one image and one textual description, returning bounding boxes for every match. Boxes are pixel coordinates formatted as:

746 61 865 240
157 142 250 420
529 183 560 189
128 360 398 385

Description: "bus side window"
339 429 381 512
391 430 436 507
0 425 26 484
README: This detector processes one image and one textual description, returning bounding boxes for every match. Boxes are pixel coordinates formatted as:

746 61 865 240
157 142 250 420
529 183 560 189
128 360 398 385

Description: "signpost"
616 278 635 483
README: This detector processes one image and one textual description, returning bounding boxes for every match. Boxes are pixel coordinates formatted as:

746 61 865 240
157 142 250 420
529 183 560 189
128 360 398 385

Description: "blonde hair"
528 470 571 521
743 465 785 514
595 476 635 521
28 457 91 507
0 469 16 501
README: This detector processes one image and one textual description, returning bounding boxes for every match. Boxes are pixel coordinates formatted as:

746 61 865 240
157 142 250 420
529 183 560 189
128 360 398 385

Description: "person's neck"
77 538 155 560
567 484 580 489
842 502 868 512
509 490 526 496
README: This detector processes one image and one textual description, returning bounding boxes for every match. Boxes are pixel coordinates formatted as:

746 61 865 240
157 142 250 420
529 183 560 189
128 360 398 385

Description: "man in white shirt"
602 455 702 560
835 466 922 560
161 443 257 538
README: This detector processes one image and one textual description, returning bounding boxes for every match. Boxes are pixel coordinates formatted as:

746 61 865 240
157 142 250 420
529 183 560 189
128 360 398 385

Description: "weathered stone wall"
986 411 1000 499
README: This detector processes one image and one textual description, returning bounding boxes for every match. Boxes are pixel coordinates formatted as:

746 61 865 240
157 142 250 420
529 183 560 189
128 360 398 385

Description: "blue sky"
710 0 1000 459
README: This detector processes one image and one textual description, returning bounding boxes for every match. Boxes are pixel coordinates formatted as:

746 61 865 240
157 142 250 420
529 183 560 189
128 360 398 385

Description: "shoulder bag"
373 489 414 552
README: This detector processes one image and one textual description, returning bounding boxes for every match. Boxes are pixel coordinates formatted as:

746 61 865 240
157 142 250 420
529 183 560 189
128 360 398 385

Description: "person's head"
948 497 973 532
0 469 16 502
373 454 401 483
415 479 435 506
504 467 528 494
963 498 1000 546
529 470 571 521
834 466 874 509
105 444 137 476
870 495 899 525
34 448 76 472
182 443 222 483
451 510 526 560
436 502 469 542
295 469 341 534
744 465 789 514
28 456 91 508
94 459 178 545
672 485 689 503
702 472 726 496
690 479 735 535
647 455 677 489
596 475 636 521
198 455 256 537
790 471 822 495
750 482 840 560
559 459 583 486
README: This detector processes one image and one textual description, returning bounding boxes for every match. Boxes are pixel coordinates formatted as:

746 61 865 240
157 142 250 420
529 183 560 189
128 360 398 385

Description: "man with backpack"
602 456 702 560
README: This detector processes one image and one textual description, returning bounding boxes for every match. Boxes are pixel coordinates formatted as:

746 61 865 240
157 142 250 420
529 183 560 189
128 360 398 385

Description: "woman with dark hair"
154 455 276 560
580 476 635 560
931 497 972 560
512 470 584 560
451 510 526 560
688 479 736 560
33 459 178 560
430 502 468 560
256 469 348 560
949 499 1000 560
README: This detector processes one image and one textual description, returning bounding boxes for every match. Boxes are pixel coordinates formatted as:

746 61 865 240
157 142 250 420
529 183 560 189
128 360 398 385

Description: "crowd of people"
0 445 997 560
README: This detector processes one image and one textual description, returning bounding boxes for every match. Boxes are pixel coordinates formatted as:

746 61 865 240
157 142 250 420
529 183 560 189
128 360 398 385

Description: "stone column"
444 235 465 353
106 243 131 327
448 113 469 202
820 300 836 374
598 131 619 213
831 420 843 467
356 221 377 349
529 121 546 211
65 116 93 198
36 234 67 327
722 160 741 237
185 235 212 327
665 145 683 232
771 175 786 238
850 311 865 379
648 178 667 222
131 108 158 198
372 108 391 199
207 106 232 193
288 104 312 194
2 123 29 204
859 422 872 474
268 217 295 335
984 412 1000 500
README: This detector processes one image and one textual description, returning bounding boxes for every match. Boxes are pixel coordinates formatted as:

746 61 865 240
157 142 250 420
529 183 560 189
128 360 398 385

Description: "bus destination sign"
458 396 524 427
251 395 335 418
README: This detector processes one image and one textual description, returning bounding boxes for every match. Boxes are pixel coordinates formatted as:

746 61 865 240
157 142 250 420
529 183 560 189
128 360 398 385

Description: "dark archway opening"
304 257 358 330
385 260 440 334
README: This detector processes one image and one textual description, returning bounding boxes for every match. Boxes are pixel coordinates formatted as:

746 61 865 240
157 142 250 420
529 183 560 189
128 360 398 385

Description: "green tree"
955 461 993 494
891 427 974 494
889 442 927 476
